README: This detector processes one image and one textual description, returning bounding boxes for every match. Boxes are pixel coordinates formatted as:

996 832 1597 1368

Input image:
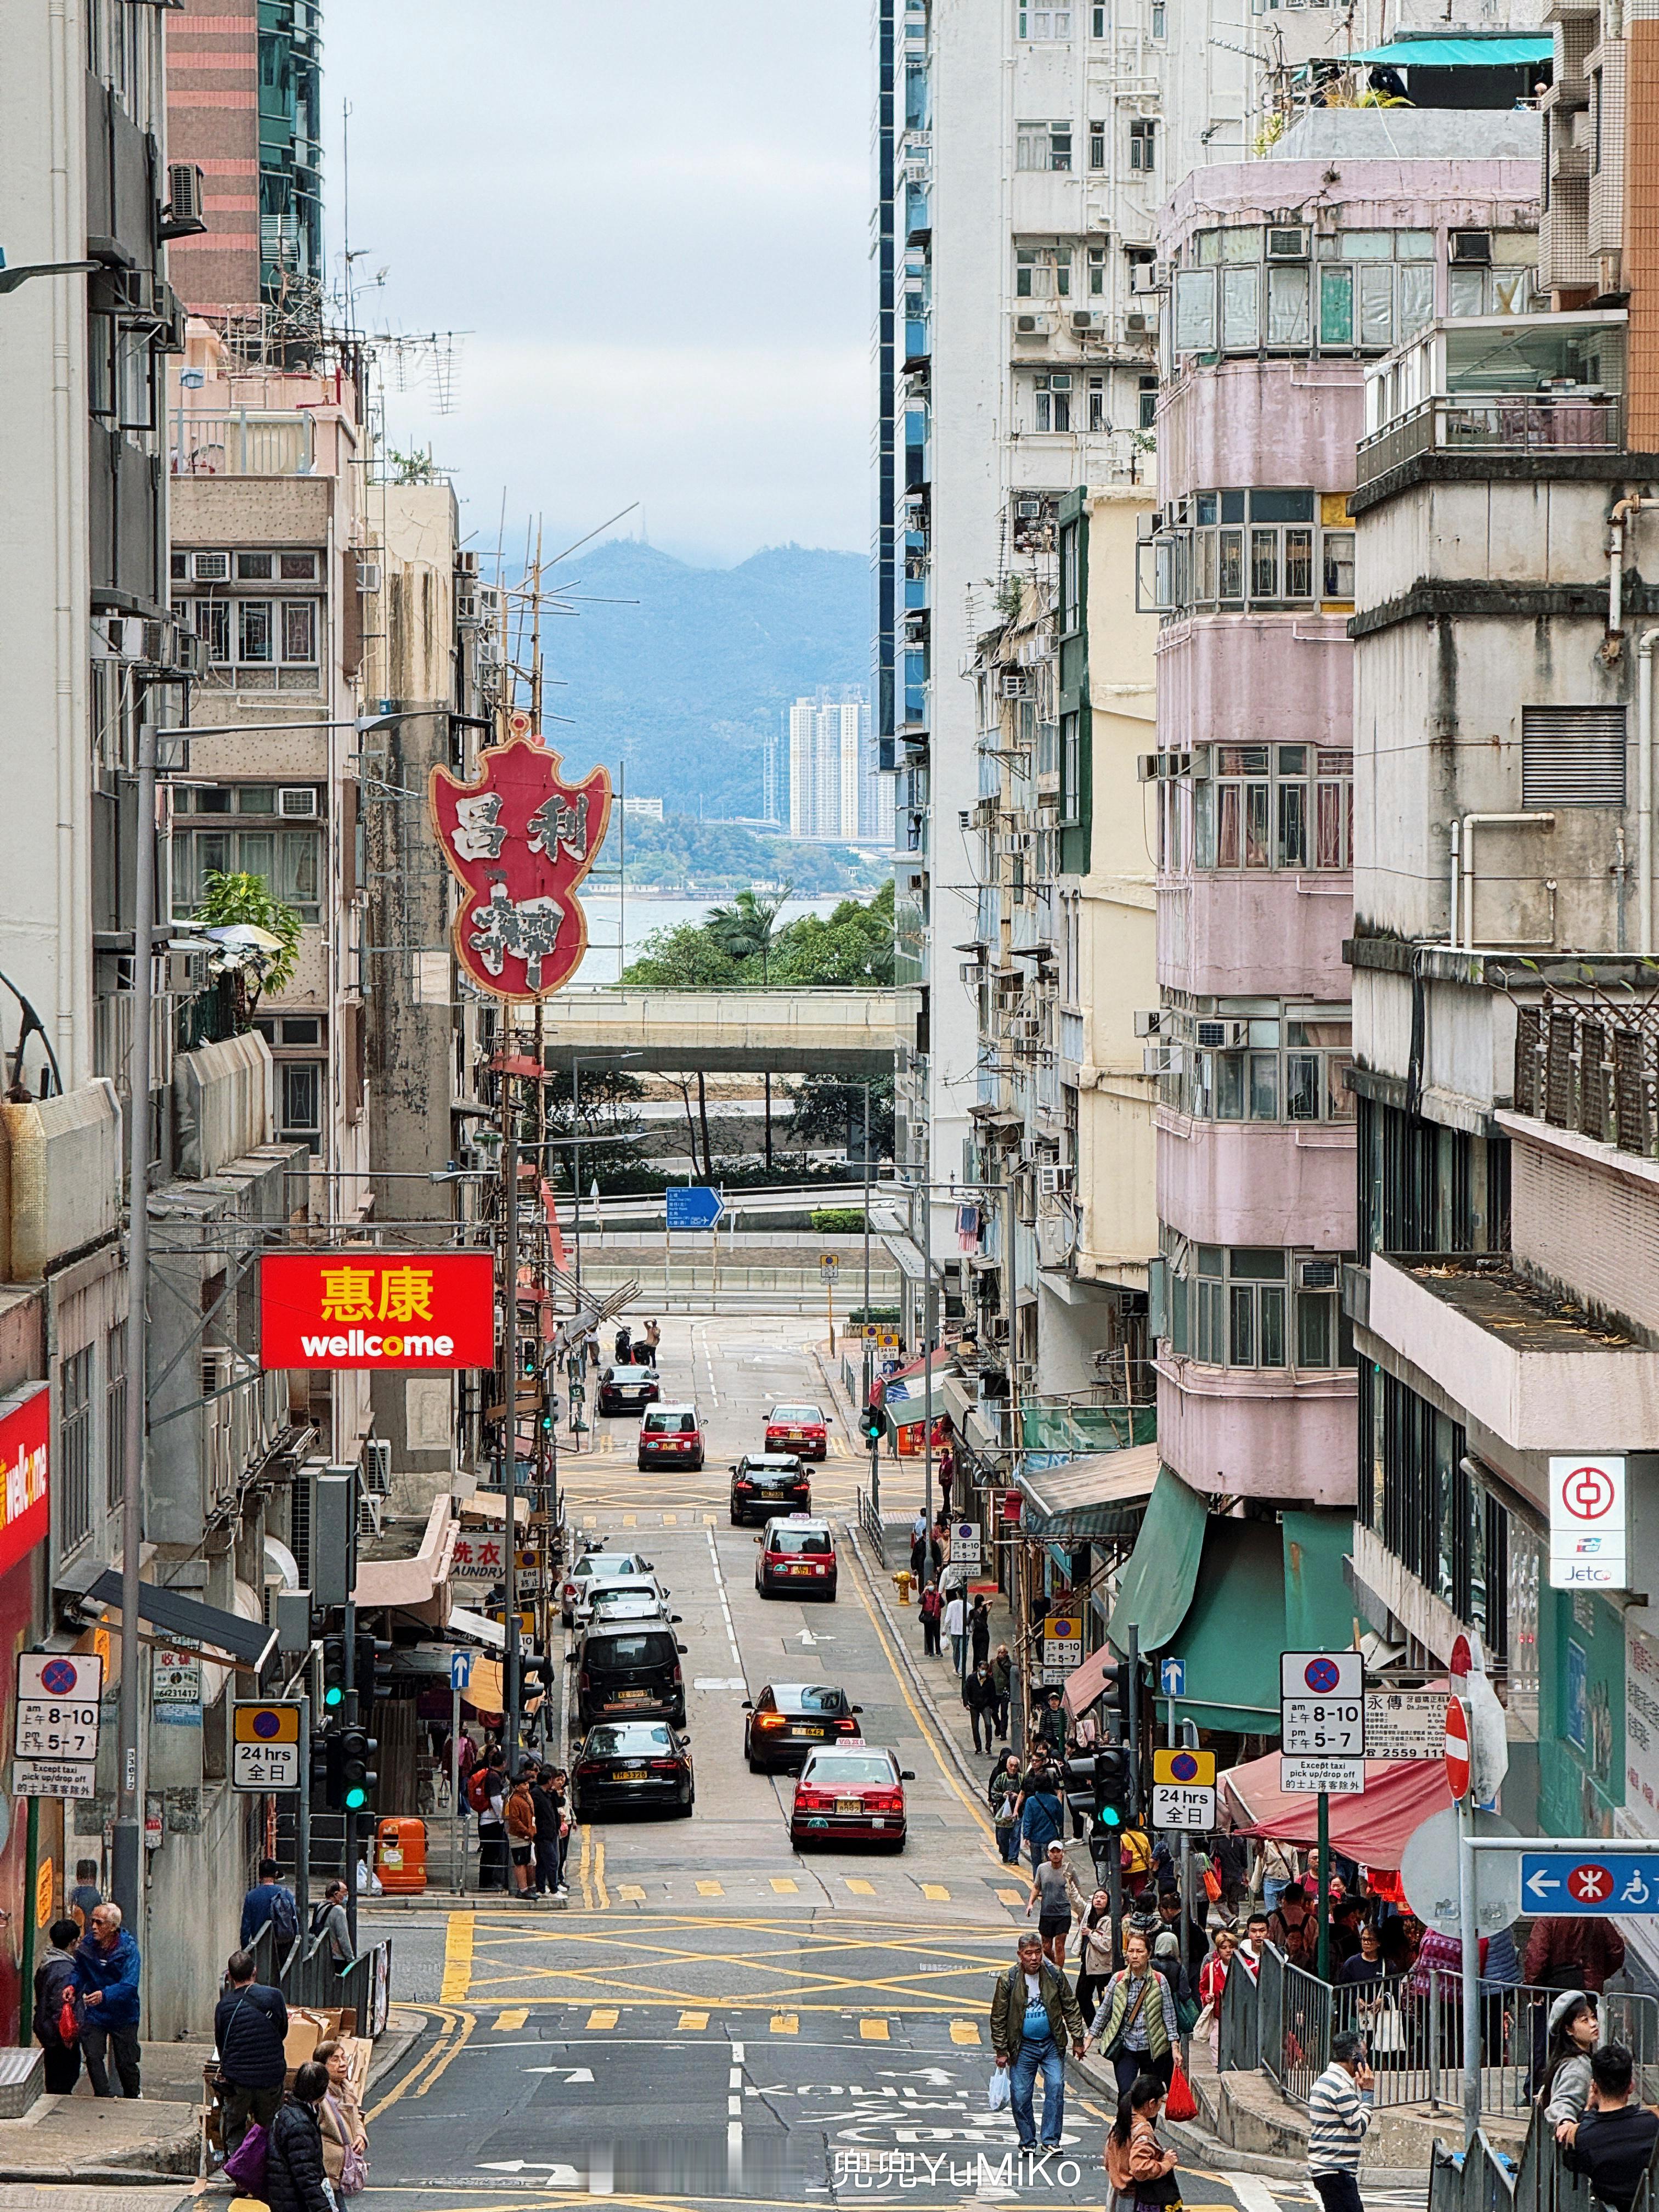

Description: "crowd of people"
456 1740 572 1895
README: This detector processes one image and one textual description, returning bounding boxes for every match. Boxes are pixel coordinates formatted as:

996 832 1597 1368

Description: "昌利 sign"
261 1252 495 1370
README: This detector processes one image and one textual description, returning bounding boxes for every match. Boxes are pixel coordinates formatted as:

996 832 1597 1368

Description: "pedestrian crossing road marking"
494 2008 528 2031
587 2008 618 2029
584 1514 598 1528
921 1883 950 1900
703 1512 715 1524
844 1879 876 1895
622 1513 637 1526
696 1880 724 1896
997 1889 1025 1907
678 2010 709 2030
770 1877 799 1894
771 2013 799 2034
950 2020 981 2045
617 1884 646 1902
860 2018 890 2040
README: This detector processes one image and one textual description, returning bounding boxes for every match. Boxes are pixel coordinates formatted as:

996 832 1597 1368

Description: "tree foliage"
622 878 894 991
788 1073 895 1160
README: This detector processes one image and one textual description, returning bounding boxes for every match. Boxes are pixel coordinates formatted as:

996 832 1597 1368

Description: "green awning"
1346 36 1551 64
1105 1467 1206 1655
1018 1441 1160 1542
1283 1510 1361 1652
1156 1517 1286 1731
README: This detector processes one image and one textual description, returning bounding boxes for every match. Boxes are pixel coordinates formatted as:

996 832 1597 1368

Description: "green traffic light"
323 1685 343 1708
345 1785 368 1809
1096 1805 1122 1827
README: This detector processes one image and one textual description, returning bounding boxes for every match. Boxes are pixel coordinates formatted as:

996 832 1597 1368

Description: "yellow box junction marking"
860 2018 890 2041
678 2010 709 2030
439 1912 473 2004
493 2007 528 2032
587 2007 619 2029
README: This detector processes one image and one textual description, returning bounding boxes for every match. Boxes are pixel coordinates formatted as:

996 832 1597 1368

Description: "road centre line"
704 1522 746 1674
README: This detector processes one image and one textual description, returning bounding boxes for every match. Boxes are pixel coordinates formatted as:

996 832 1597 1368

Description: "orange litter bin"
376 1816 427 1894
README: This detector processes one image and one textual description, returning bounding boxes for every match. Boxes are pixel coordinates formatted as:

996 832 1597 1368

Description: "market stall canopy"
352 1495 457 1623
458 1655 542 1720
1019 1441 1159 1544
1220 1747 1453 1871
1344 35 1551 64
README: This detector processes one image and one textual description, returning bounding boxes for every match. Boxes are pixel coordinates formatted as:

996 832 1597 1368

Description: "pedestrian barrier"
1225 1945 1659 2121
857 1486 887 1565
281 1936 394 2040
1429 2101 1650 2212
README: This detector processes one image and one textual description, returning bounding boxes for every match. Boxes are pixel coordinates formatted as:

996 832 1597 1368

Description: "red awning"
1062 1642 1120 1719
1220 1750 1453 1872
885 1346 953 1385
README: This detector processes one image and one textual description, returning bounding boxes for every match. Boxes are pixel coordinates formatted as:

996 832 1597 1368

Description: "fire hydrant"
894 1570 913 1605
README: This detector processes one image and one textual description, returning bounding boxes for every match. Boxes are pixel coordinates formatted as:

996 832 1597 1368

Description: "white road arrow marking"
879 2066 957 2086
796 1629 838 1644
522 2064 596 2081
477 2161 583 2181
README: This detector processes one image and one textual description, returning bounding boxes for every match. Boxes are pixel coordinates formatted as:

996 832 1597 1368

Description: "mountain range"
537 539 871 820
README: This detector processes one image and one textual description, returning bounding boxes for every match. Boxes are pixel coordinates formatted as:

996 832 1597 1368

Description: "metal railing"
1357 391 1623 487
857 1485 887 1566
282 1936 393 2039
1226 1945 1659 2119
170 408 317 477
1431 2102 1656 2212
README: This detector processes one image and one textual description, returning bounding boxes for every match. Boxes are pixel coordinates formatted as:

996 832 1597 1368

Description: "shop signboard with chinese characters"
1364 1690 1449 1761
429 735 612 1000
261 1252 495 1369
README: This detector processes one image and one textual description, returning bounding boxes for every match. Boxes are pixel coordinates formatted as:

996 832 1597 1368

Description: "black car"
729 1452 811 1527
598 1363 661 1417
576 1618 689 1727
743 1681 863 1772
572 1720 694 1817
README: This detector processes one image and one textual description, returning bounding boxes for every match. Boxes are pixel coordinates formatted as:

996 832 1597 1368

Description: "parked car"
560 1548 659 1627
598 1363 661 1417
744 1681 862 1772
755 1515 838 1600
729 1453 811 1526
575 1618 689 1726
637 1402 704 1472
764 1402 828 1460
571 1720 694 1817
586 1579 680 1628
789 1745 912 1850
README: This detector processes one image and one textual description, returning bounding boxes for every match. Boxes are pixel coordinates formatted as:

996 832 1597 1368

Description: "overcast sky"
323 3 868 569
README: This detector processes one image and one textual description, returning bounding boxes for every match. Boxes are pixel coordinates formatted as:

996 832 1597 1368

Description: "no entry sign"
1444 1695 1471 1801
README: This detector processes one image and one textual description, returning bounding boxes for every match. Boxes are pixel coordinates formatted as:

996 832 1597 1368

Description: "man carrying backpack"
471 1747 508 1889
240 1857 300 1961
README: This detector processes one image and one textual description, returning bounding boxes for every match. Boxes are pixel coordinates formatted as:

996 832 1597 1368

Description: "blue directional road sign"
1522 1852 1659 1914
450 1650 474 1692
665 1186 725 1232
1160 1657 1186 1698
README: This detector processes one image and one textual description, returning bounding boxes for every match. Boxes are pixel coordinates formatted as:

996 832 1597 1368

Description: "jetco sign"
261 1253 495 1369
1549 1455 1626 1591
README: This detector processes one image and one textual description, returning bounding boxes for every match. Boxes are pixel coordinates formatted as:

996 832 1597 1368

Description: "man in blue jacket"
75 1900 141 2097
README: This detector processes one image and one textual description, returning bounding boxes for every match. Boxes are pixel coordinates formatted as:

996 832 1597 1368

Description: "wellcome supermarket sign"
259 1253 495 1370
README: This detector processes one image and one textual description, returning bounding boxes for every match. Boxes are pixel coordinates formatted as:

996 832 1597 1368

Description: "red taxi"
764 1401 828 1460
636 1402 704 1472
755 1514 837 1601
789 1744 912 1850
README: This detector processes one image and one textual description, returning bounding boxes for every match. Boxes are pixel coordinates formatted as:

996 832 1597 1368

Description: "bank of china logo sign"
259 1254 495 1370
429 732 611 1001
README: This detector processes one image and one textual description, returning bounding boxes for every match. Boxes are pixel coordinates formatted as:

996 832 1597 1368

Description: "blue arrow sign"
1160 1657 1186 1698
450 1651 474 1691
1521 1851 1659 1914
665 1186 725 1232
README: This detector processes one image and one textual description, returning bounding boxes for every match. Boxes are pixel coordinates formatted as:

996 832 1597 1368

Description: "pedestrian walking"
965 1661 998 1753
944 1588 967 1672
1017 1766 1065 1874
1085 1927 1180 2097
215 1946 290 2157
314 2038 370 2197
32 1917 82 2094
1157 1886 1209 1978
968 1595 991 1668
505 1768 537 1897
241 1854 300 1957
547 1766 573 1895
919 1579 943 1657
265 2061 337 2212
1026 1839 1087 1970
1257 1837 1301 1917
1561 2041 1659 2209
305 1878 356 1967
644 1317 661 1359
989 1752 1025 1862
1307 2030 1375 2212
68 1860 101 1934
1075 1889 1116 2023
1197 1926 1239 2064
74 1901 141 2099
1525 1913 1626 1994
1105 2072 1180 2212
937 1446 954 1519
990 1644 1012 1739
989 1933 1085 2152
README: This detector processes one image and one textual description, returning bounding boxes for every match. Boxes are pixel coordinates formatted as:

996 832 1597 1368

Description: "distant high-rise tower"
789 693 872 839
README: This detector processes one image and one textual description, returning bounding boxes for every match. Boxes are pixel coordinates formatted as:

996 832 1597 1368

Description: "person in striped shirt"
1307 2031 1375 2212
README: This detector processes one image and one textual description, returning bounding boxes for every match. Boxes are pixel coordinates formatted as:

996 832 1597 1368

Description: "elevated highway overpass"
529 986 917 1077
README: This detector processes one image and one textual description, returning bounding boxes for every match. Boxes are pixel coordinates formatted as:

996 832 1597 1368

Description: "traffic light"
356 1629 393 1709
311 1722 333 1802
860 1402 884 1446
321 1633 346 1714
1097 1651 1138 1819
334 1722 378 1813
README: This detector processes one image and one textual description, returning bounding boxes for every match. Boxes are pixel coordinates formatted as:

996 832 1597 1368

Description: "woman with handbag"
1084 1928 1180 2096
1074 1889 1116 2025
989 1753 1024 1865
1196 1925 1238 2065
1105 2072 1182 2212
313 2038 369 2198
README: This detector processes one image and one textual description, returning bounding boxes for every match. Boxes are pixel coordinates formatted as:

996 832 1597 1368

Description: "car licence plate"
795 1725 827 1737
613 1768 647 1781
615 1689 648 1701
835 1797 862 1813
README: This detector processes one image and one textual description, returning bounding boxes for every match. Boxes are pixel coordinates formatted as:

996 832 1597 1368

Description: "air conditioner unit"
163 950 207 994
1267 226 1308 259
1131 260 1165 294
1297 1256 1340 1290
1194 1018 1249 1049
356 560 382 594
455 588 482 630
161 161 208 239
1450 230 1492 265
905 871 926 893
140 619 167 665
360 1438 392 1537
1015 497 1045 520
1001 671 1034 698
1143 1044 1182 1075
278 786 318 817
1133 1008 1163 1038
1126 308 1159 334
1070 310 1102 334
1014 313 1053 337
192 552 229 582
1039 1163 1075 1196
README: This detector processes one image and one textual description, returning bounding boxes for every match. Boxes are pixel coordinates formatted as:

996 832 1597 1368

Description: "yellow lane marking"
594 1832 609 1912
771 2012 799 2034
578 1824 592 1911
770 1877 798 1894
617 1884 646 1902
439 1912 474 2004
363 2001 462 2119
696 1879 724 1896
664 1513 678 1525
860 2018 890 2040
950 2019 981 2045
584 1514 597 1527
841 1539 1000 1860
678 2010 709 2030
415 2005 476 2097
494 2007 528 2031
844 1878 876 1896
997 1889 1026 1907
587 2007 619 2029
921 1883 950 1900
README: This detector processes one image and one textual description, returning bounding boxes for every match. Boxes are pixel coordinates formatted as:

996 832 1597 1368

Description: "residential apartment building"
1343 0 1659 1891
788 693 879 840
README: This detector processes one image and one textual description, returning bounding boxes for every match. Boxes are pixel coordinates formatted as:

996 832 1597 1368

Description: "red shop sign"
260 1253 496 1370
0 1384 49 1581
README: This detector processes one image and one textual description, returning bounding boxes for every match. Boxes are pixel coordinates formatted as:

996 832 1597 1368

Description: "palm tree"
706 886 791 1169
